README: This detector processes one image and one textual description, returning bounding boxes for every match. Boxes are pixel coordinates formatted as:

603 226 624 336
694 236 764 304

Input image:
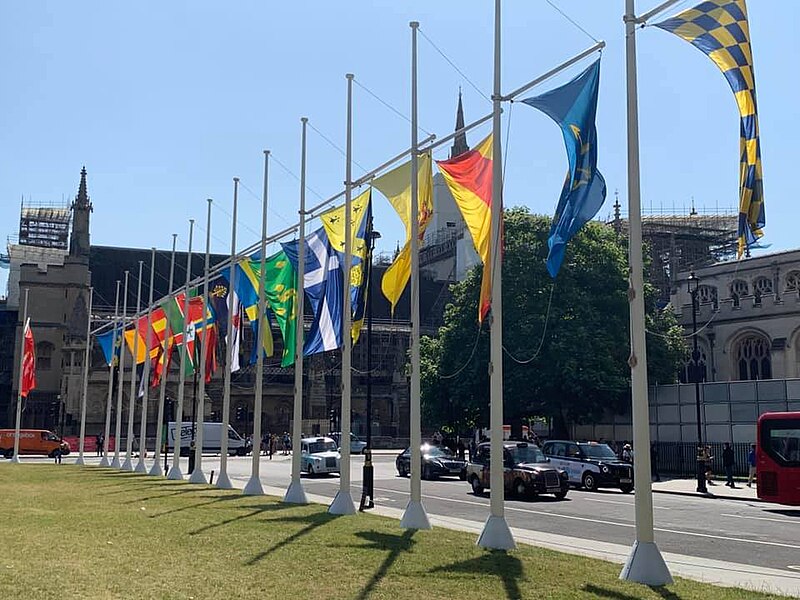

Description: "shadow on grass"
146 493 247 518
353 530 416 600
583 584 681 600
122 487 223 503
430 551 523 600
190 502 295 536
245 511 340 566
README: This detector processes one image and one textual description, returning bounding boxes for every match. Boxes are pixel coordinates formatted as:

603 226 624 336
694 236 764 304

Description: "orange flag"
436 133 494 321
21 318 36 398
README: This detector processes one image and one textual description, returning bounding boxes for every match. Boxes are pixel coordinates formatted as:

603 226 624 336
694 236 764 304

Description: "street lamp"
687 272 707 494
360 223 380 511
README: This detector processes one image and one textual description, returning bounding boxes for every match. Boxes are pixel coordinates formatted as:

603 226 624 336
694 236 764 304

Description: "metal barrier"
651 441 751 478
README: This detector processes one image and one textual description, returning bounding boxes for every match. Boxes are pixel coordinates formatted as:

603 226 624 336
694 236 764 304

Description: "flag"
157 293 214 378
20 318 36 398
655 0 764 256
123 309 166 364
283 228 342 357
236 260 275 360
320 189 372 344
522 58 607 278
436 133 494 322
209 277 242 373
244 251 298 368
97 327 122 367
373 153 434 314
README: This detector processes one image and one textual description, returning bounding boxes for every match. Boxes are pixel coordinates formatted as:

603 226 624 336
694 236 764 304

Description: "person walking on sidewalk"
723 442 736 488
747 443 757 487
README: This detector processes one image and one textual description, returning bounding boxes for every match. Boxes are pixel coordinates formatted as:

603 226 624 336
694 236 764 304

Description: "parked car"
300 437 341 476
0 429 70 458
541 440 634 493
396 444 467 480
465 441 569 499
329 432 368 454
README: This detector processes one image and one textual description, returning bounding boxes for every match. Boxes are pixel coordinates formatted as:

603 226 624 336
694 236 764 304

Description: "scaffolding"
18 201 71 250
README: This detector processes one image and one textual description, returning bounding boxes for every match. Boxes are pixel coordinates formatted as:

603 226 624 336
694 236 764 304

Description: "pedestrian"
432 430 443 446
622 443 633 464
456 438 466 461
723 442 736 488
747 443 757 487
96 434 103 457
650 441 660 482
468 438 476 461
54 447 62 465
703 445 715 485
282 432 289 455
269 434 275 459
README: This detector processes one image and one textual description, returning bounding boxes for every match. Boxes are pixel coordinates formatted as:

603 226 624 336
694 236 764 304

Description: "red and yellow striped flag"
436 133 494 322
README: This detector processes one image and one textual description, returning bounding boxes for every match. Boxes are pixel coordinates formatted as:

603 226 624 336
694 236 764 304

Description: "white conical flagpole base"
215 470 233 489
110 456 121 469
121 456 133 471
400 500 432 530
148 461 163 477
188 469 207 484
477 515 516 550
328 490 356 515
283 480 308 504
98 456 110 467
134 459 147 474
243 476 264 496
75 456 86 466
620 541 673 586
166 465 183 480
10 455 21 464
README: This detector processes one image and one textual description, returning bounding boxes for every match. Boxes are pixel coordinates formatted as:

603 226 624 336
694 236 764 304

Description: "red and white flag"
21 318 36 397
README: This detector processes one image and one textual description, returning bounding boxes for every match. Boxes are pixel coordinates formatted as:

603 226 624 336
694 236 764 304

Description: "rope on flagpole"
440 323 482 380
417 27 491 104
503 282 556 365
307 120 370 174
352 78 434 138
543 0 600 44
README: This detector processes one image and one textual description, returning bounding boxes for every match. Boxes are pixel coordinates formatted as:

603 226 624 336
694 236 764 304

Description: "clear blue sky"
2 1 797 295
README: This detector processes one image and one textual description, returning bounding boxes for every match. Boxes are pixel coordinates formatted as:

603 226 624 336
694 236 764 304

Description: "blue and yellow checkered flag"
656 0 764 257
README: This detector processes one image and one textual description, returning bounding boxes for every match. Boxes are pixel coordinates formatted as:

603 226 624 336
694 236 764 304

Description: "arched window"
36 342 54 371
754 276 773 296
785 271 800 292
734 335 771 381
697 285 718 309
679 346 708 383
730 279 749 298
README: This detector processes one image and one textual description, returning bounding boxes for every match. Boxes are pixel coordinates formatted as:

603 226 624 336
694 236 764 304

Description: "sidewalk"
652 477 762 502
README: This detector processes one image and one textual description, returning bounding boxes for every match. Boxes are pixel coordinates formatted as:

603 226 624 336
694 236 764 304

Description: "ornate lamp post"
360 224 380 511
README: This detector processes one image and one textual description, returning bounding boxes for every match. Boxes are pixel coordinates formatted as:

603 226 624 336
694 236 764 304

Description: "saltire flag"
373 152 434 314
320 189 372 344
20 318 36 398
655 0 764 256
436 134 494 322
243 251 298 368
209 277 242 373
282 228 343 358
97 326 123 367
522 58 607 278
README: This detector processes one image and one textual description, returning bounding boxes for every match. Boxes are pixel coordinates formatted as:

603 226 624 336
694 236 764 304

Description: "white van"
166 422 249 457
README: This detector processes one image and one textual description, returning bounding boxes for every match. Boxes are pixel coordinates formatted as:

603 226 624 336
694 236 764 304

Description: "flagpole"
135 250 156 473
243 156 269 496
122 261 143 471
11 289 29 463
619 0 672 584
400 20 431 530
167 220 194 480
478 0 515 550
150 235 177 476
111 273 129 468
285 123 309 503
76 287 94 466
100 281 121 467
217 181 238 489
190 200 213 484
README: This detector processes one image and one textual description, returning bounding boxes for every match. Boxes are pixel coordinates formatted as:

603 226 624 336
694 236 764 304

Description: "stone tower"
69 166 92 263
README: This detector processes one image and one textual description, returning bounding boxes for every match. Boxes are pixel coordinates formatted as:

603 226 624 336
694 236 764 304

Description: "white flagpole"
122 261 143 471
243 156 269 496
167 220 195 480
217 181 238 489
11 289 29 463
285 122 309 504
111 272 129 469
190 199 213 484
76 287 94 465
150 235 177 476
619 0 672 584
401 21 431 530
100 281 121 467
135 250 156 473
330 73 357 515
478 0 515 550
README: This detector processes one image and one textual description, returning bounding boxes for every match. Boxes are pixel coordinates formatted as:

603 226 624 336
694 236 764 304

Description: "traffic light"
165 399 174 422
235 405 244 421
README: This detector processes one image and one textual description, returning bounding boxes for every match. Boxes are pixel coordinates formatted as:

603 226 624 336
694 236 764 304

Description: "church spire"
69 166 92 260
449 89 469 159
75 166 91 210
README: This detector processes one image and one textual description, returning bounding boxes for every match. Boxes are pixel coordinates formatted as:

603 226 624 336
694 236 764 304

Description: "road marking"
721 513 800 525
580 496 670 509
788 565 800 571
371 486 800 551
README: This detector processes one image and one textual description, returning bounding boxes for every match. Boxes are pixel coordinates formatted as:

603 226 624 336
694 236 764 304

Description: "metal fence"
652 441 752 478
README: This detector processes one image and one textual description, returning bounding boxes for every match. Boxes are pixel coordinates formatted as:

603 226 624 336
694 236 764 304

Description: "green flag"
247 250 297 368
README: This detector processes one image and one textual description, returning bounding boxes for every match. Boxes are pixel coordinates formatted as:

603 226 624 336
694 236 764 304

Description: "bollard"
210 470 215 486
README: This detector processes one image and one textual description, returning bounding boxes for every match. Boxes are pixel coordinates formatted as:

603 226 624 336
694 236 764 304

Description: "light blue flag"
522 58 606 278
97 327 122 366
282 227 344 356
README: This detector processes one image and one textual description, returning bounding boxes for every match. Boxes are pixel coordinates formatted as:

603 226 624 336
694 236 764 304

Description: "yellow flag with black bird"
656 0 764 256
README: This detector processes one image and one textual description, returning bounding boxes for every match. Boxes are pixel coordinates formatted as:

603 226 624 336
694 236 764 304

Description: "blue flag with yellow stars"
656 0 764 256
522 58 606 278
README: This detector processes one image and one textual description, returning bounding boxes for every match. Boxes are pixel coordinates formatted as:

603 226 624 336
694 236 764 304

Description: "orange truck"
0 429 71 459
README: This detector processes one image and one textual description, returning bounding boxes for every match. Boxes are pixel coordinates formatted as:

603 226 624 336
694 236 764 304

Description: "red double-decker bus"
757 412 800 506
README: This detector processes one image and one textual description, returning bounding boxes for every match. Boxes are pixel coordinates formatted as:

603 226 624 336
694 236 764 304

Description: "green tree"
420 207 685 438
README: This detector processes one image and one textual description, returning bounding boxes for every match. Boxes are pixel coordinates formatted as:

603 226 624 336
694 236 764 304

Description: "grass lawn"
0 466 781 600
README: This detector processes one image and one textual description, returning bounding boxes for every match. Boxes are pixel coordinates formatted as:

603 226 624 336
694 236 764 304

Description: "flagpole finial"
346 73 354 80
301 117 308 123
410 21 419 28
264 149 271 156
233 177 239 183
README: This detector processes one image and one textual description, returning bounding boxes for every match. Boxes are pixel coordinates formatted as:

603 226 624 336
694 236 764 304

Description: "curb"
653 487 766 503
